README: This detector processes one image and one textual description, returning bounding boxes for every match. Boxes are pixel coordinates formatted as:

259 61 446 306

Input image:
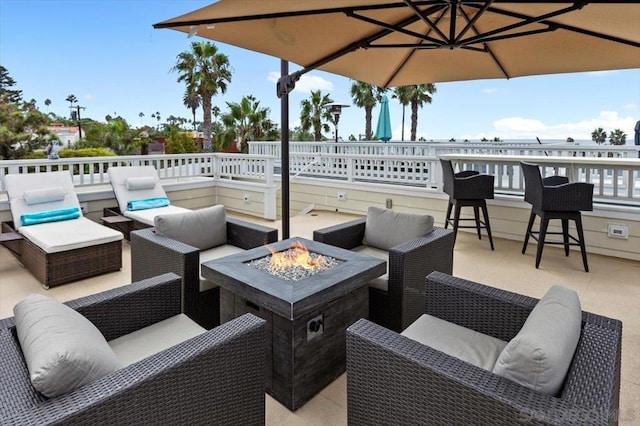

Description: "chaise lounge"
103 165 191 239
2 171 123 289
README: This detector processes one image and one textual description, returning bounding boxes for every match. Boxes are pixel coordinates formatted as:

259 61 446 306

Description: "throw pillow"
124 176 157 191
492 285 582 396
14 294 122 398
154 205 227 250
23 186 66 205
363 206 434 250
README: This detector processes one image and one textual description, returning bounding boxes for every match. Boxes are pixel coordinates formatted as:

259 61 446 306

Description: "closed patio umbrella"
155 1 640 237
375 95 392 142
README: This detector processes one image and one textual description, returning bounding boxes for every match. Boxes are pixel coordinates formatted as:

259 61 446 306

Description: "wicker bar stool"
520 161 594 272
440 158 495 250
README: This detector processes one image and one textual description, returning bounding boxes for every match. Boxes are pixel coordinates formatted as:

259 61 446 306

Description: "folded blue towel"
127 197 170 211
21 207 81 226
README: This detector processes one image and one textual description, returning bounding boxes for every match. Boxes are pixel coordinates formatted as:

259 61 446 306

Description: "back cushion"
363 206 434 250
14 294 122 398
493 285 582 396
154 205 227 250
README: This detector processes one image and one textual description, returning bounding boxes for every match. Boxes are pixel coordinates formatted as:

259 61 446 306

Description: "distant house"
48 123 79 147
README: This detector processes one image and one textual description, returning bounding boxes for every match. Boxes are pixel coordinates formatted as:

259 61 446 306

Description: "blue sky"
1 0 639 142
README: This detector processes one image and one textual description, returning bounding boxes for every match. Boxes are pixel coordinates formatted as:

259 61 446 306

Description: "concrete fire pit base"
203 237 386 411
221 285 368 410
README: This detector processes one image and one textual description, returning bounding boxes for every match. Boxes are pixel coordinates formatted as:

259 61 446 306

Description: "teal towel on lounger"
127 197 170 211
21 207 81 226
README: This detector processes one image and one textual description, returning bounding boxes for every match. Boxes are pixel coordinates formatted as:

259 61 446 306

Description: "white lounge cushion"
108 314 206 366
124 205 190 226
199 244 245 292
154 205 227 250
14 294 122 398
18 217 123 253
352 245 389 291
493 285 582 396
402 314 508 371
363 207 434 250
108 166 167 213
4 171 80 232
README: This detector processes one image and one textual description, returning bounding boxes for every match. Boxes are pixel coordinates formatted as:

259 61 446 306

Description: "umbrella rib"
468 3 640 48
460 3 580 46
454 1 494 43
404 0 450 42
458 8 510 79
346 10 445 46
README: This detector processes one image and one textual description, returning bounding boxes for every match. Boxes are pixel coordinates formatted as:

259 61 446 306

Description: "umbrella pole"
280 60 290 239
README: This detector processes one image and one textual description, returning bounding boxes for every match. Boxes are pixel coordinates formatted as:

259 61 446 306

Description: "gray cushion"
13 294 122 398
402 314 507 371
493 285 582 396
363 206 434 250
154 205 227 250
124 176 156 191
108 314 206 366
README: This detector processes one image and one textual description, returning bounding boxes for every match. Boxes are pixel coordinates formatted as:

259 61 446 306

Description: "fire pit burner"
247 243 343 281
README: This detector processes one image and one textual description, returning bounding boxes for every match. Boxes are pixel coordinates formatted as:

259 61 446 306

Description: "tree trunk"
202 95 213 152
410 100 418 141
401 106 406 141
365 106 372 140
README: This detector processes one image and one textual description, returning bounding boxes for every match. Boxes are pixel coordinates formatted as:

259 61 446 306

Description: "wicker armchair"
313 218 454 332
0 273 266 426
347 271 622 426
440 158 495 249
520 161 594 272
130 217 278 329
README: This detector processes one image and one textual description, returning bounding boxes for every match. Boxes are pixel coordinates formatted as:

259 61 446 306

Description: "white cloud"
586 70 620 77
267 72 333 94
482 88 498 95
485 111 637 140
622 103 638 110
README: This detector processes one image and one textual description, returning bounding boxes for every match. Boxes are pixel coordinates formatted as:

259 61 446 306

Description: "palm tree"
350 81 383 140
609 129 627 145
392 86 412 141
65 94 77 119
591 127 607 145
44 98 51 112
172 41 232 152
154 111 161 130
403 84 437 141
138 112 144 126
220 95 272 153
183 89 201 130
300 90 333 141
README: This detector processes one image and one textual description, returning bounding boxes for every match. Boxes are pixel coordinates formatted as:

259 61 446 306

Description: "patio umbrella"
375 95 392 142
154 1 640 237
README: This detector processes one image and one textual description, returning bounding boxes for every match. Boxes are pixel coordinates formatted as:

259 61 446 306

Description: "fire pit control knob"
309 318 323 332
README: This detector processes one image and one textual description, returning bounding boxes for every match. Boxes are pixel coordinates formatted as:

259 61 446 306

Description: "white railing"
0 153 276 192
249 141 640 159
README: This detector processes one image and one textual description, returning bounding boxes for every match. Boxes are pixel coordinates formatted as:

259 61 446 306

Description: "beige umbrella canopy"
155 1 640 238
155 0 640 88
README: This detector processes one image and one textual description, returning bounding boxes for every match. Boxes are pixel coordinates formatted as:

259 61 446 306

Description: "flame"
268 240 327 272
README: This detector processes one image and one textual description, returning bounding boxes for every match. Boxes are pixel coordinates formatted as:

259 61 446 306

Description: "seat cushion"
402 314 507 371
154 205 227 250
13 294 122 398
353 245 389 291
124 205 191 226
199 244 246 292
493 285 582 396
363 207 434 250
108 314 206 366
18 217 123 253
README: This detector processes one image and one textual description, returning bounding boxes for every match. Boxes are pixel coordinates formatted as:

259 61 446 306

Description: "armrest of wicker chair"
347 272 622 426
4 311 266 425
313 217 366 250
541 182 594 212
226 217 278 249
388 229 455 331
454 170 479 178
543 175 570 186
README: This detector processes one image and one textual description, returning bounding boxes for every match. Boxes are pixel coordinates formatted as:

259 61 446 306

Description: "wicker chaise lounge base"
347 271 622 426
1 221 122 289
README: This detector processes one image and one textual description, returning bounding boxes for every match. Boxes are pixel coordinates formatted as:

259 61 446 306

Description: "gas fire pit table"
202 237 386 411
